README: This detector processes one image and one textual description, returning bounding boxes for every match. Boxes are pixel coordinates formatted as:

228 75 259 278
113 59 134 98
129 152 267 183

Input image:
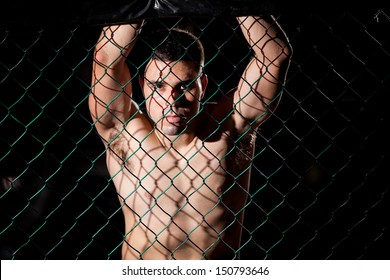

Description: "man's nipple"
144 192 153 201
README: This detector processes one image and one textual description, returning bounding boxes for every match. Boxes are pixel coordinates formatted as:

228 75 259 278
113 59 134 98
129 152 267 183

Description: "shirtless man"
89 16 292 259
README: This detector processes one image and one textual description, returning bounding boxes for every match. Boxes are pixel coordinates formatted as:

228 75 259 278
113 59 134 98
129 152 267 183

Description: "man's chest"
107 133 255 218
128 140 230 189
109 129 255 190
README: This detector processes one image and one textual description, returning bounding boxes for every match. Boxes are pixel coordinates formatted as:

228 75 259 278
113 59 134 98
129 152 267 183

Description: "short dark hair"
147 28 205 72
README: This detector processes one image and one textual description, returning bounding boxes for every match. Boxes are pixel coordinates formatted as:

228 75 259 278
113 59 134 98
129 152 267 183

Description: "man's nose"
166 86 181 105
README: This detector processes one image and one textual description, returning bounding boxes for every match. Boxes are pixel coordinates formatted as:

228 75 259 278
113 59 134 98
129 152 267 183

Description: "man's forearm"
94 21 144 69
237 16 291 67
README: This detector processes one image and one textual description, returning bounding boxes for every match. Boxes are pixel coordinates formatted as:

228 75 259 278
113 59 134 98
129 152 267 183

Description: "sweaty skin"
89 17 292 259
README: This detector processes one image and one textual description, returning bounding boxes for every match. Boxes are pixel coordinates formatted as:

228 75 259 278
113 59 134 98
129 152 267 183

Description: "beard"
160 120 186 136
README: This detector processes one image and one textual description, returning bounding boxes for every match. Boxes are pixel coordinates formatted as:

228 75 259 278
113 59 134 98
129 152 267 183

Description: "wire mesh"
0 10 389 259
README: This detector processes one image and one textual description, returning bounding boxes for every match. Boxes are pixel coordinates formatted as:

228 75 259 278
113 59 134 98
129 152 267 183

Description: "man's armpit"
107 127 130 163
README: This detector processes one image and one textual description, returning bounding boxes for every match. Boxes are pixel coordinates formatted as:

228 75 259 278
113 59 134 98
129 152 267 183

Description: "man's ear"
200 74 208 99
139 75 144 89
138 75 145 98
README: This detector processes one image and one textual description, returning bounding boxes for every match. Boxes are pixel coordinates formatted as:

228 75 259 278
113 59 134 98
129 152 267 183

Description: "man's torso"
106 109 257 259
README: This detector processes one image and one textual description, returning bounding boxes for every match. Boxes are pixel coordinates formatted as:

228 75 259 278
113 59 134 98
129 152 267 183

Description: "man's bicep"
89 61 134 131
91 102 142 150
233 56 283 129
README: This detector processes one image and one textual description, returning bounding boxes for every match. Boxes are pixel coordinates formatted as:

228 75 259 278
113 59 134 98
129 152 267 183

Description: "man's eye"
149 83 163 90
154 83 163 90
179 84 193 92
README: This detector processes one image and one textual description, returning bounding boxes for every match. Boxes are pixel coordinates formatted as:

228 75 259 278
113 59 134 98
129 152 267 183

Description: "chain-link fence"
1 6 389 259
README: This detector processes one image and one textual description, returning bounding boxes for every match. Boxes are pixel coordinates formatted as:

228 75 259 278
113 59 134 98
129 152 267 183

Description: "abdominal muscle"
112 158 250 260
120 200 242 260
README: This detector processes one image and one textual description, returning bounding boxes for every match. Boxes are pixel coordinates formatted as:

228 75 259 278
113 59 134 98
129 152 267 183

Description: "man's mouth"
166 115 183 123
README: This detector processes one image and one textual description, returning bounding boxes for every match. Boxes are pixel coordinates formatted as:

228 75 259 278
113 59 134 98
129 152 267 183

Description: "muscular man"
89 16 292 259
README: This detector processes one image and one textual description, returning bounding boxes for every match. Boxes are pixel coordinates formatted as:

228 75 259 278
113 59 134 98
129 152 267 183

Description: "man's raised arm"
233 16 292 133
89 21 143 144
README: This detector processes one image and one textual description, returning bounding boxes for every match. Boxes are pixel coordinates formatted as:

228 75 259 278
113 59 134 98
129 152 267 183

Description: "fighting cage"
0 2 389 259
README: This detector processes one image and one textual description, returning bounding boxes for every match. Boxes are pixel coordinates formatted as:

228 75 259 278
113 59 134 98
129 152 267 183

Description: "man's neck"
156 130 198 157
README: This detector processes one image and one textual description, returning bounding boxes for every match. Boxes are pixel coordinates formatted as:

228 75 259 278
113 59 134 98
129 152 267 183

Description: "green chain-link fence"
1 8 389 259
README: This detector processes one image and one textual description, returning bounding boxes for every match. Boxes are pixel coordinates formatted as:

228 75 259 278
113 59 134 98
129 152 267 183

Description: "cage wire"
0 8 389 259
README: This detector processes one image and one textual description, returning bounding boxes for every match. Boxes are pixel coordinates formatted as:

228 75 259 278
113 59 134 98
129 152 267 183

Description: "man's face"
141 59 207 136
